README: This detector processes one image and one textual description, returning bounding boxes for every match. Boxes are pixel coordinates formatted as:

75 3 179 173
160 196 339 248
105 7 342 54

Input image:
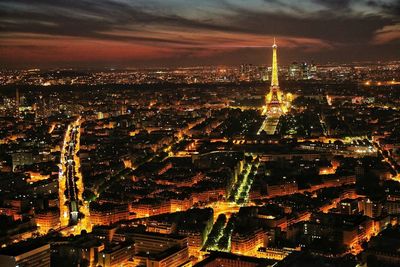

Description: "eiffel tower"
258 39 287 135
264 38 285 116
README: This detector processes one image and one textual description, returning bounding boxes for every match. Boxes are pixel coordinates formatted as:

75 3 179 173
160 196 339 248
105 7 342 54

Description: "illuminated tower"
265 38 285 115
271 38 279 87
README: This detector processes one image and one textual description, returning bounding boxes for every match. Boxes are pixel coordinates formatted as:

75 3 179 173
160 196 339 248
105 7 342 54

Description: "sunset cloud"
0 0 399 68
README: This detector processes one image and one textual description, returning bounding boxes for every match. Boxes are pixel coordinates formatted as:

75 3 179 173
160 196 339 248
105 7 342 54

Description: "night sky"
1 0 399 68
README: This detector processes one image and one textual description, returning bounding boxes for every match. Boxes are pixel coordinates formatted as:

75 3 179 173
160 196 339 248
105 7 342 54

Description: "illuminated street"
1 2 400 266
59 118 91 234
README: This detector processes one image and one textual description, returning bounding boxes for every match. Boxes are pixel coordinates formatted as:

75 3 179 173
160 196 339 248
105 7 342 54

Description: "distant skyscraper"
309 62 317 79
289 61 317 80
301 62 309 80
289 62 301 80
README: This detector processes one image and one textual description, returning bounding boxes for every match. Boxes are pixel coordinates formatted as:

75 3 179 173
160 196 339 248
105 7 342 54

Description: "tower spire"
271 38 278 87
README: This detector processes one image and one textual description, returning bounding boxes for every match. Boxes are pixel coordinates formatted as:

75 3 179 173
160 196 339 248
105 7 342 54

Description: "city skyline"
1 0 400 68
1 2 400 267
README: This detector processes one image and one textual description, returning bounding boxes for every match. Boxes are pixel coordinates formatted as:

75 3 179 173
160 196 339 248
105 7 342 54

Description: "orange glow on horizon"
0 32 333 67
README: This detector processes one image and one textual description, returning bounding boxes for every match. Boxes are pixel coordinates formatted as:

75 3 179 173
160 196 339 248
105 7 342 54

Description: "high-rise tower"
271 38 279 87
258 39 290 135
264 38 285 116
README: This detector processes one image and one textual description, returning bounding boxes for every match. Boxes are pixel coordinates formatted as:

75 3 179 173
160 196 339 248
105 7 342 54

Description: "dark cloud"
0 0 399 67
0 0 393 44
0 0 242 46
367 0 400 17
222 7 391 43
312 0 352 9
